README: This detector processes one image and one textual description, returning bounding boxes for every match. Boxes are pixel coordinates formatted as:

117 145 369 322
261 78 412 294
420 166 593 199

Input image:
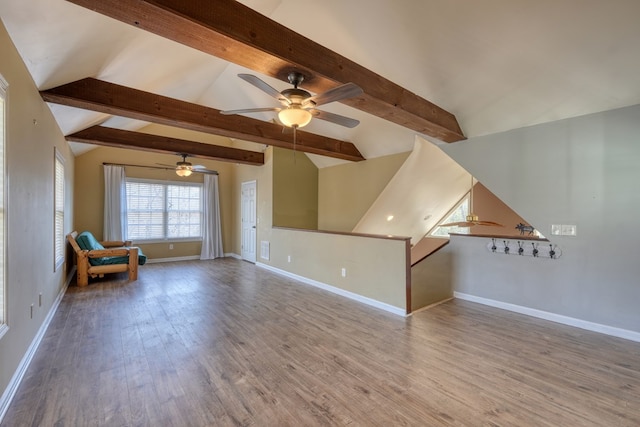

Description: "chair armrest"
87 248 131 258
101 240 132 248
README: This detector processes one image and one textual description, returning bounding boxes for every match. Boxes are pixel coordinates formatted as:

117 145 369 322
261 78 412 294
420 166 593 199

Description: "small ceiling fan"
221 72 363 129
159 154 218 177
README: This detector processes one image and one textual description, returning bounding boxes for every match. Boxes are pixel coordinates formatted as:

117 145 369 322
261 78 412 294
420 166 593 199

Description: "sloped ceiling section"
2 0 640 167
41 78 365 162
352 136 470 245
63 0 465 141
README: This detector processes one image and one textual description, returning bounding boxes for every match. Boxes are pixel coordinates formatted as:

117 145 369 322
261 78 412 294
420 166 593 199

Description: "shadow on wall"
411 248 455 312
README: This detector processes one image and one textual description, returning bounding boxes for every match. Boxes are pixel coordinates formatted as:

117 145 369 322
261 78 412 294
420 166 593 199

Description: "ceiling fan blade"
310 109 360 128
304 82 363 107
238 74 290 104
439 220 504 228
438 221 476 228
191 168 218 175
475 220 504 227
220 107 280 115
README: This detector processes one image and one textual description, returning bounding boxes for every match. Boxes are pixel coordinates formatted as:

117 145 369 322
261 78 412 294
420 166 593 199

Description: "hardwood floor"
3 258 640 426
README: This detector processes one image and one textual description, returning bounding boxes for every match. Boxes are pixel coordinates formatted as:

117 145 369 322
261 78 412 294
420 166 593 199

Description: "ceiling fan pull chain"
293 125 297 164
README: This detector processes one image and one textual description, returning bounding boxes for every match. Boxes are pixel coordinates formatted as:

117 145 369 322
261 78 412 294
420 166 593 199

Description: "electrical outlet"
30 304 34 319
287 255 291 263
169 244 174 250
39 293 42 307
341 268 347 277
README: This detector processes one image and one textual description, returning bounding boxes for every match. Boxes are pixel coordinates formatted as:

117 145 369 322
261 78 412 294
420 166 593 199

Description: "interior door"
241 180 257 263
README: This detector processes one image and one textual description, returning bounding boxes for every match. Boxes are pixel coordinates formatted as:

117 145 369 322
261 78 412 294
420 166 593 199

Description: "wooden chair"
67 231 142 286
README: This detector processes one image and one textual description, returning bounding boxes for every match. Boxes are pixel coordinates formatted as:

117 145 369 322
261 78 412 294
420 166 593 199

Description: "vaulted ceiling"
2 0 640 168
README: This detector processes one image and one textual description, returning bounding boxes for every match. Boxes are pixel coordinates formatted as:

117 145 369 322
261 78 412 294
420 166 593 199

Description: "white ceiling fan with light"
221 72 363 129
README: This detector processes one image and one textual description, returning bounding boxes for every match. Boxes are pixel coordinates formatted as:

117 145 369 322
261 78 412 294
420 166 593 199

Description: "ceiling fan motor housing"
281 88 312 104
287 71 305 88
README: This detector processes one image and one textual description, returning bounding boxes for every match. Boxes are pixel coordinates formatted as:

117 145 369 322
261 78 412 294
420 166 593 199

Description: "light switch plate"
551 224 562 236
561 224 577 236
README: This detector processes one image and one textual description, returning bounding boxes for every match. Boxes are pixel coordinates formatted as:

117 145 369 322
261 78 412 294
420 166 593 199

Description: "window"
0 75 7 335
429 193 470 237
126 179 202 241
54 150 65 270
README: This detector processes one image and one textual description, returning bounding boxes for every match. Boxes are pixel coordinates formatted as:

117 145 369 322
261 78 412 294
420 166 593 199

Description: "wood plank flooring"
3 258 640 426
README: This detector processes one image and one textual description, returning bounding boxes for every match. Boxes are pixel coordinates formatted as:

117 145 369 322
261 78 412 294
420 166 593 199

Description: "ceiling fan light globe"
278 107 312 128
176 166 192 177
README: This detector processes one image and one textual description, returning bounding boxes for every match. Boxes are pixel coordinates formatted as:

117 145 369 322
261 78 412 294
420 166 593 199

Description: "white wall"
440 104 640 334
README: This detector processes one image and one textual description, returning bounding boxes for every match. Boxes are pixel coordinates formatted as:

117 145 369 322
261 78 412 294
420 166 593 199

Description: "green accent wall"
272 147 318 230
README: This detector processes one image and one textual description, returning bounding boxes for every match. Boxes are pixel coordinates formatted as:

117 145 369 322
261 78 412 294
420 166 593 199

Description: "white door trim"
241 180 257 263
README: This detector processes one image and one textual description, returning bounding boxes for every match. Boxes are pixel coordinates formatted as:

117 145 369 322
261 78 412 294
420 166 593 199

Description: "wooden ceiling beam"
41 78 365 162
65 0 466 143
67 126 265 166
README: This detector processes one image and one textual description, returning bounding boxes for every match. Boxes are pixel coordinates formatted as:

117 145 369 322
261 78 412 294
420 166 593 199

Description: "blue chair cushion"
77 231 146 266
76 231 104 251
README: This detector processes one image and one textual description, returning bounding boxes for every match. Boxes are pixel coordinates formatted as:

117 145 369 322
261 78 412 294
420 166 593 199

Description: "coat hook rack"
485 239 561 259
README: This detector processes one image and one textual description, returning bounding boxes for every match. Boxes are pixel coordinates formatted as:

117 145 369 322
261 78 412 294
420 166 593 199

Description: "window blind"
126 179 202 241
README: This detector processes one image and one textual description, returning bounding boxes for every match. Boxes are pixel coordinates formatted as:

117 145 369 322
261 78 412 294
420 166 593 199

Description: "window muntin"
126 179 202 241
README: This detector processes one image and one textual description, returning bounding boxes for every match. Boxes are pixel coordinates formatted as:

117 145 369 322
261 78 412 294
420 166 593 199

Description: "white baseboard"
256 262 407 317
145 255 200 264
0 272 71 422
454 292 640 343
146 254 243 264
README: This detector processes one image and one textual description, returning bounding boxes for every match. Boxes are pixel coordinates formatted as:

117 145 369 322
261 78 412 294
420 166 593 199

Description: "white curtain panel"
103 165 128 241
200 174 224 260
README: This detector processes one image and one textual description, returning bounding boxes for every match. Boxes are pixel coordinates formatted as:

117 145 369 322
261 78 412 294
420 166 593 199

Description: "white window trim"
125 177 203 242
427 192 471 238
0 73 8 337
54 148 65 271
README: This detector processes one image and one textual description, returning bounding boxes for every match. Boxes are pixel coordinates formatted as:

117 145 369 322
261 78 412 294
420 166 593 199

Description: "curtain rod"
102 162 218 175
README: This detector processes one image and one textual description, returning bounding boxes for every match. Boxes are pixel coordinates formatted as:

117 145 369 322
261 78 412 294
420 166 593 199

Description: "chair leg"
77 252 89 287
129 247 139 281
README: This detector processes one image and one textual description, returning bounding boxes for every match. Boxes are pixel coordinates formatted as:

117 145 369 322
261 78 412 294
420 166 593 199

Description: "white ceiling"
2 0 640 168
